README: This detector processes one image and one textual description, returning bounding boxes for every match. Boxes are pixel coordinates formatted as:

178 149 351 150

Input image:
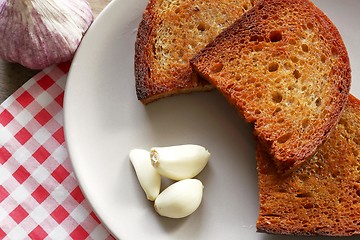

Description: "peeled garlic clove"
150 144 210 180
154 179 204 218
0 0 93 69
130 149 161 201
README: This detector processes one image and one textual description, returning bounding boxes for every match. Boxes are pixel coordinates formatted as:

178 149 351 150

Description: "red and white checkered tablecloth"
0 62 114 239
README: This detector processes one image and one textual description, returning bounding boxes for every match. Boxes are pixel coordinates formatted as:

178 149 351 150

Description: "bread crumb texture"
191 0 351 168
256 95 360 236
135 0 257 103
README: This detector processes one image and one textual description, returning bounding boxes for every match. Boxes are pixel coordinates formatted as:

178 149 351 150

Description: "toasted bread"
134 0 257 104
190 0 351 169
256 95 360 236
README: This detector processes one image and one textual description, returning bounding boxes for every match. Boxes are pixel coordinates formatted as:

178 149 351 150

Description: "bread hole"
303 203 314 209
277 188 287 193
175 7 181 14
353 136 360 145
277 118 285 123
225 83 235 91
250 35 264 42
306 22 314 30
288 85 295 90
346 230 356 234
354 185 360 197
293 69 301 79
278 132 292 144
315 98 321 107
289 38 296 45
268 62 279 72
302 118 310 129
273 107 281 115
250 36 257 41
291 56 299 63
269 30 282 42
296 192 313 198
271 91 282 103
242 4 249 10
339 85 344 93
255 109 261 115
299 174 309 181
320 54 327 63
228 57 236 63
302 220 309 224
301 44 309 52
197 22 208 31
247 78 256 84
332 171 340 179
301 86 307 91
256 92 262 98
262 14 268 20
210 62 223 73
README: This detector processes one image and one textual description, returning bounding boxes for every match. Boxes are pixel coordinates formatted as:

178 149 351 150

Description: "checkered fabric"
0 62 114 239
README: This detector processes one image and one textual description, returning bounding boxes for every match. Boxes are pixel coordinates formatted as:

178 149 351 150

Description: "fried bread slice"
135 0 257 104
256 95 360 236
190 0 351 169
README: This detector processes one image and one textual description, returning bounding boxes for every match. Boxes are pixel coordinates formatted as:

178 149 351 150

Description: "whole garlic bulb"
0 0 93 69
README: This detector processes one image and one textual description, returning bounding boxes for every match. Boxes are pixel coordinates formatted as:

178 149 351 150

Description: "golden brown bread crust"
134 0 257 104
134 0 210 104
256 94 360 236
190 0 351 169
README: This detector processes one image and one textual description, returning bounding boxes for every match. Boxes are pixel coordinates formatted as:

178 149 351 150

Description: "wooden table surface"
0 0 111 103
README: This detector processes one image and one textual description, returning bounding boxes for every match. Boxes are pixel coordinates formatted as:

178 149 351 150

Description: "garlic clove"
154 179 204 218
130 149 161 201
150 144 210 180
0 0 93 69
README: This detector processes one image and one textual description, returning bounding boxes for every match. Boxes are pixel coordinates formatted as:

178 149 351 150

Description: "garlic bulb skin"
150 144 210 180
130 149 161 201
0 0 93 69
154 179 204 218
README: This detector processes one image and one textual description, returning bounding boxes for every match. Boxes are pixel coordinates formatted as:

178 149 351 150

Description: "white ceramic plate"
64 1 360 239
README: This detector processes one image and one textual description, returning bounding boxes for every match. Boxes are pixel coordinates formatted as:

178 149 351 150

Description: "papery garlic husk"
154 179 204 218
150 144 210 180
130 149 161 201
0 0 93 69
